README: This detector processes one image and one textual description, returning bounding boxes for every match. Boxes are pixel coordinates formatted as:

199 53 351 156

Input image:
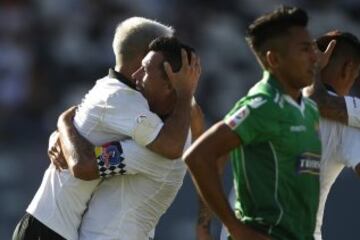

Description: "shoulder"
304 97 318 111
247 81 285 109
81 77 150 117
107 88 147 106
98 78 148 109
304 97 320 119
93 76 140 97
226 93 280 123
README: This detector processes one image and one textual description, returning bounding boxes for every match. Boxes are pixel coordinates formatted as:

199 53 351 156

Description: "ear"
265 50 280 69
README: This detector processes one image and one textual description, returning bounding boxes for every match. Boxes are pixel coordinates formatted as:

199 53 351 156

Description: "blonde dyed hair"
112 17 174 68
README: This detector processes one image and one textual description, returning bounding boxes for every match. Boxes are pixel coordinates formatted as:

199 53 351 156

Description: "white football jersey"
78 133 191 240
27 70 164 240
314 117 360 240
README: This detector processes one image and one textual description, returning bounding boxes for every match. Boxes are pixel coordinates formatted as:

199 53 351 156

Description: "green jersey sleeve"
224 95 280 145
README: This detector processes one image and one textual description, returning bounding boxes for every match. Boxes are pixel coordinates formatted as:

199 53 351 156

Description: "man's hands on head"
316 39 336 70
307 39 349 124
306 39 337 97
146 50 201 159
164 49 201 99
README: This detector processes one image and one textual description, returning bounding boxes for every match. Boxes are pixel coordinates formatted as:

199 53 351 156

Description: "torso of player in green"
224 71 321 240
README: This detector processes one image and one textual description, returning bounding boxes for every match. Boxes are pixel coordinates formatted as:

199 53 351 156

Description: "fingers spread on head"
325 40 336 57
196 57 201 74
181 49 189 66
164 62 173 77
190 52 197 67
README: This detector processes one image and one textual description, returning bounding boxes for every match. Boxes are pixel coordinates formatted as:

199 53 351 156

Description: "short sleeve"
337 125 360 169
345 96 360 128
224 95 279 145
102 91 163 146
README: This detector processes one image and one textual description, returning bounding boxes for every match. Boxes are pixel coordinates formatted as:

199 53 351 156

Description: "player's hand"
164 49 201 98
227 221 270 240
304 40 336 99
316 39 336 70
48 131 68 170
196 226 214 240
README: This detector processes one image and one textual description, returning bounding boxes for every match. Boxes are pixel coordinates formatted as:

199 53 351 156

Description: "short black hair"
246 6 308 54
148 36 194 72
316 31 360 64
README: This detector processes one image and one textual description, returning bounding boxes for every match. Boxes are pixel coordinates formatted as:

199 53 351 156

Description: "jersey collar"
108 68 137 90
262 70 306 115
324 83 338 96
262 70 304 100
261 70 284 93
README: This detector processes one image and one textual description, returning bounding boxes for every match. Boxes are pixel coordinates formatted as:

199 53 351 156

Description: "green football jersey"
224 71 321 240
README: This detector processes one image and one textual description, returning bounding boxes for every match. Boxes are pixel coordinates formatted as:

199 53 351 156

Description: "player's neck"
275 75 302 103
115 65 136 84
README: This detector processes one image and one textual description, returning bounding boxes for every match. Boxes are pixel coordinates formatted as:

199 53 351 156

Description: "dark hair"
246 6 308 54
148 36 195 72
316 31 360 64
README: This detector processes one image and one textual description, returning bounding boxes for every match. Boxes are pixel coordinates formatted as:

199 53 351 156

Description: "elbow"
184 147 219 174
164 150 183 160
69 159 99 181
160 145 185 160
183 150 201 170
147 141 185 159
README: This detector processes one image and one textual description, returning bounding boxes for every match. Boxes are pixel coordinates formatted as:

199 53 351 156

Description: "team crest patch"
95 141 126 177
225 106 250 129
296 152 321 175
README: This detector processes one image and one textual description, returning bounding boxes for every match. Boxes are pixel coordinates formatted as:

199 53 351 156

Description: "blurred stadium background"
1 0 360 239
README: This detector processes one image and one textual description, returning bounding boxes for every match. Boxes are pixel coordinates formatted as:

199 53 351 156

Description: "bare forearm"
196 154 227 232
307 73 348 124
185 123 271 239
58 120 99 180
311 90 348 124
147 95 192 159
197 196 213 235
187 153 237 228
185 122 244 231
